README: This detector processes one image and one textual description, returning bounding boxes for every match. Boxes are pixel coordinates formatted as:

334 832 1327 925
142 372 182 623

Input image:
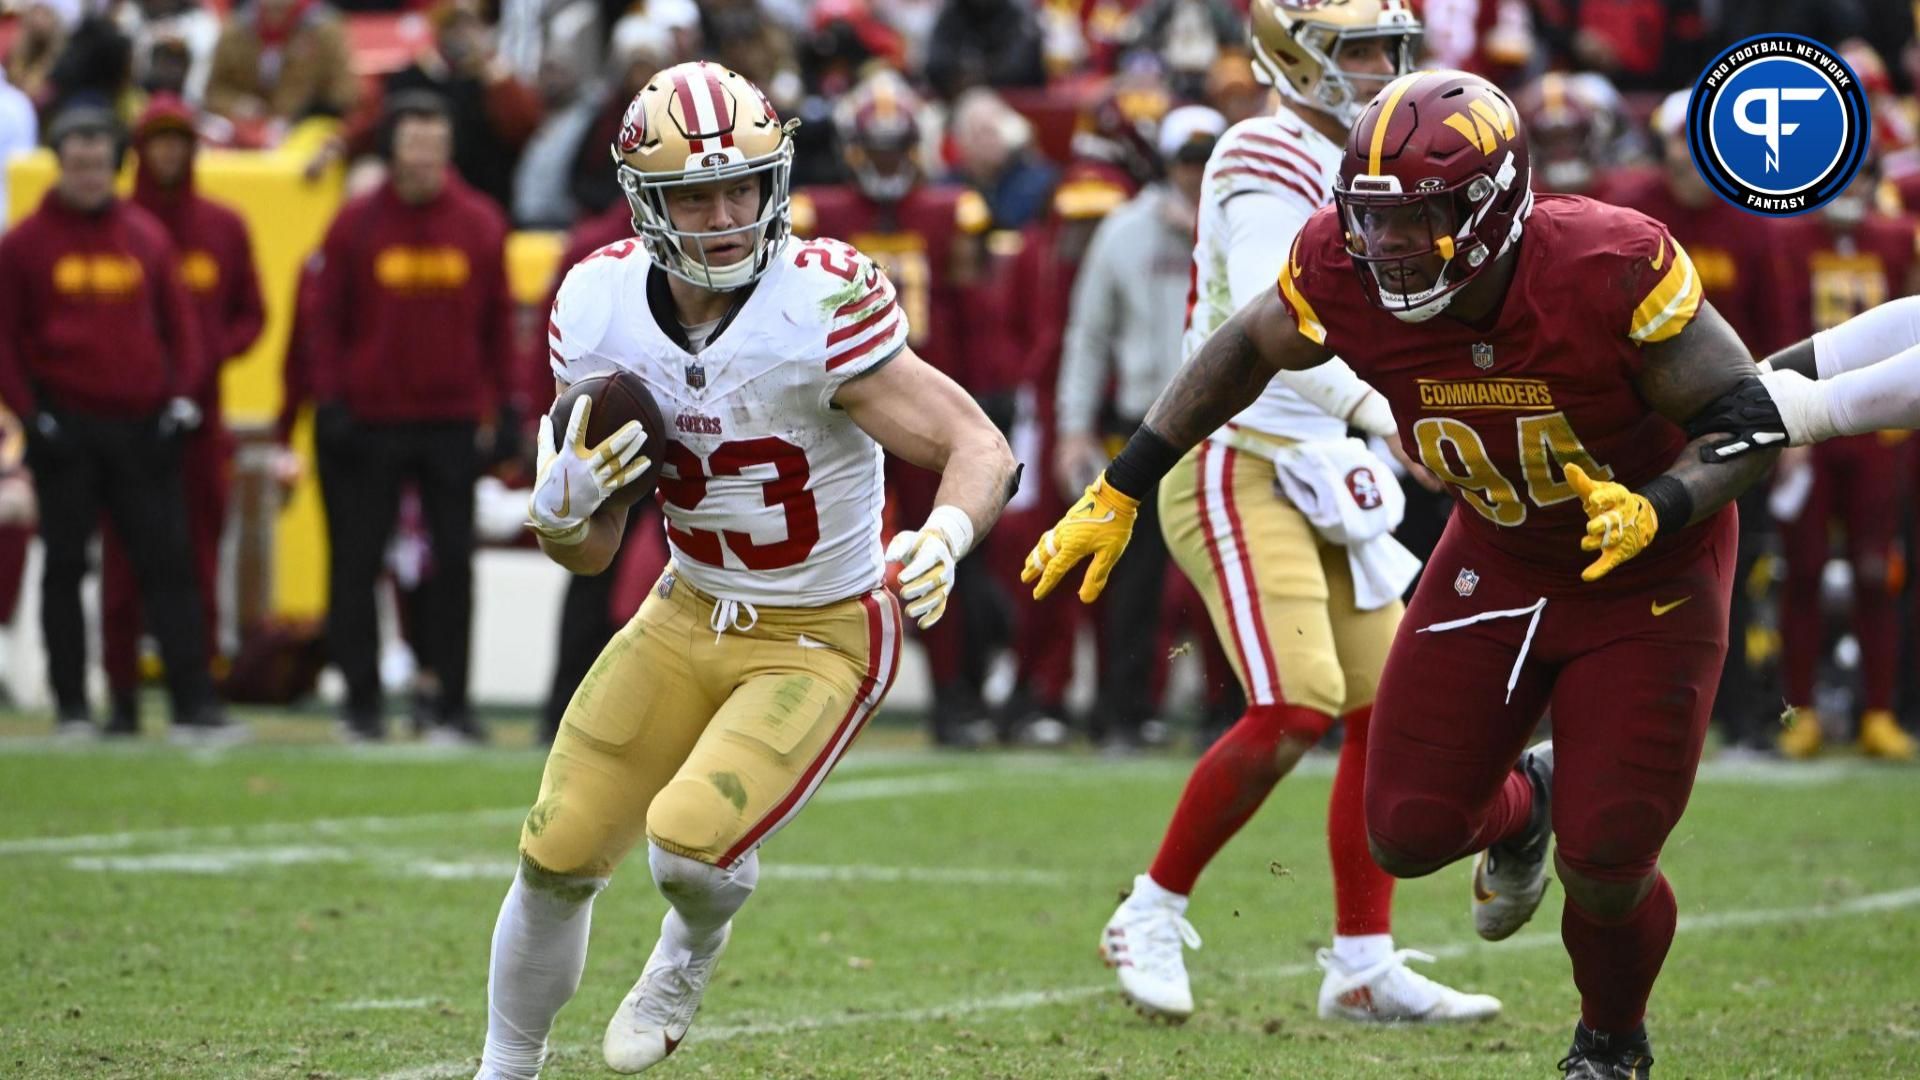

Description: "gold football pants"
520 570 903 875
1157 435 1402 716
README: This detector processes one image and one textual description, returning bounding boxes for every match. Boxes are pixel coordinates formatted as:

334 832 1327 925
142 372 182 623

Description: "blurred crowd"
1 0 1918 760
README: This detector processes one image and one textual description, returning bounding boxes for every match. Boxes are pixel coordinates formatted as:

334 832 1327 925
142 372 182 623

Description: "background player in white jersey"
475 62 1017 1079
1097 0 1497 1025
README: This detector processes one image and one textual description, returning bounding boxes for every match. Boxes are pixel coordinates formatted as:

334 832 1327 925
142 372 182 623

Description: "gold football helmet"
612 60 797 290
1248 0 1422 127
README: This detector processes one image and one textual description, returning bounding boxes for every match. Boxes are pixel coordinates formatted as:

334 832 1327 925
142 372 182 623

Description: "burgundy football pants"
1365 513 1735 884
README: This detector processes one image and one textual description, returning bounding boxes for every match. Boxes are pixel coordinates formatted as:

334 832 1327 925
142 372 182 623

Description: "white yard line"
372 883 1920 1080
60 845 1069 888
1 772 984 858
334 998 443 1012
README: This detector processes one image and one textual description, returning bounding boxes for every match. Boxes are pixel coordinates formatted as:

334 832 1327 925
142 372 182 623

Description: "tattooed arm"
1105 290 1335 497
1634 300 1779 525
1020 290 1334 601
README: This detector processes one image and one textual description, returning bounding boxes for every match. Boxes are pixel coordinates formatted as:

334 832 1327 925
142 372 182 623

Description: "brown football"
547 370 666 511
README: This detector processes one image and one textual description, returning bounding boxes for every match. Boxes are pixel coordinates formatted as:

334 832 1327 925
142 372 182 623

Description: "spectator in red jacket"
96 93 264 733
0 105 230 739
310 90 514 743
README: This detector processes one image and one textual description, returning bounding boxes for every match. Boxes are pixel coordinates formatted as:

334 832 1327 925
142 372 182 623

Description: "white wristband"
924 504 975 560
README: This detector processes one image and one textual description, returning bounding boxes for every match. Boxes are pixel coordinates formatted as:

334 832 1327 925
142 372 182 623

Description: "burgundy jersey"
1604 169 1797 356
1775 211 1919 340
1278 194 1714 596
791 183 988 382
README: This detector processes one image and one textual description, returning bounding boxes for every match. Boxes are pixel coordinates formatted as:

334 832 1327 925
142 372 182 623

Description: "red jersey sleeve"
1274 204 1348 350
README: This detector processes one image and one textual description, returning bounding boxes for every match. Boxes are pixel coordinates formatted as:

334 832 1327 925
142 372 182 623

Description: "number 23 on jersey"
1412 411 1612 526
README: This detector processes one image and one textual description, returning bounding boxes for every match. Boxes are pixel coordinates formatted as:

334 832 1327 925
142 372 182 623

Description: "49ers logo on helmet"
617 96 648 154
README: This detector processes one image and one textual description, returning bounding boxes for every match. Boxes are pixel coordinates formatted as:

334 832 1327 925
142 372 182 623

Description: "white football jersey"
548 235 907 607
1184 113 1350 441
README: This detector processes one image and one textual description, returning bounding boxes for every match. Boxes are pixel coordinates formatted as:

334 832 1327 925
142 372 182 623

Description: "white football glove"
885 505 975 630
527 395 650 546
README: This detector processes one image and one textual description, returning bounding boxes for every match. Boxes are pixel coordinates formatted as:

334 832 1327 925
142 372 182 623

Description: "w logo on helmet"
1443 95 1517 154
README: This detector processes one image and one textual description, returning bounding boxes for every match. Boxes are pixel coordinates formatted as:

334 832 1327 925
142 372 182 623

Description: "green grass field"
4 714 1918 1079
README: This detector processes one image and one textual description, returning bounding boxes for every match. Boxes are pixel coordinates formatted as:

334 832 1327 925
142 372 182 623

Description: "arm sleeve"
1822 342 1920 437
1812 295 1920 378
0 242 38 417
1055 213 1122 436
221 223 266 361
1224 188 1393 434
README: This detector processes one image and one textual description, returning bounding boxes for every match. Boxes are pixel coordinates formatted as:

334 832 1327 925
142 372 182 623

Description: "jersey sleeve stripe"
1216 166 1319 205
548 317 562 341
1238 131 1320 174
1276 246 1328 346
1630 240 1703 343
834 283 889 317
1217 152 1323 198
826 313 905 371
828 298 898 347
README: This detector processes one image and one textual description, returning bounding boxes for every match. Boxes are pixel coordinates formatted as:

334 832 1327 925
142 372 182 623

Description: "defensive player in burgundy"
1025 70 1783 1078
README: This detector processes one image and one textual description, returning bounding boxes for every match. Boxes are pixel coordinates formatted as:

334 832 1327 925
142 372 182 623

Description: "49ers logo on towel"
1345 466 1384 510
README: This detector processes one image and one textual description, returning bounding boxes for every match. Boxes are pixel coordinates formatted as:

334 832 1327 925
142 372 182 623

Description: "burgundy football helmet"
1512 71 1622 194
834 68 925 203
1333 69 1533 322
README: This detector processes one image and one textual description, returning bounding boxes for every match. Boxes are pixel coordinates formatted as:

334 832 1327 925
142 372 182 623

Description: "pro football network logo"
1685 34 1869 216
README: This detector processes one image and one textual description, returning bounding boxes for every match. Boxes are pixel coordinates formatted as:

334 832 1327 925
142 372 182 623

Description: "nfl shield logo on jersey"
1454 568 1480 597
685 362 706 389
1472 342 1494 370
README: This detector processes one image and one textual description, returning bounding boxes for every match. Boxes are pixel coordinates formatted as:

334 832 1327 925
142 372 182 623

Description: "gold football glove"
1564 463 1659 582
1021 473 1140 603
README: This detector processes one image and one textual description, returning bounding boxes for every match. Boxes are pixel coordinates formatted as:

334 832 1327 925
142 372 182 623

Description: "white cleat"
1098 875 1202 1022
1472 740 1556 941
1315 948 1503 1023
603 919 731 1073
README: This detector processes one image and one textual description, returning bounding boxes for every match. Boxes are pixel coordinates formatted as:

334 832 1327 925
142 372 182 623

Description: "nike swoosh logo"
1472 858 1498 903
796 634 829 650
1651 238 1667 272
557 472 571 518
1085 511 1115 524
1651 596 1690 617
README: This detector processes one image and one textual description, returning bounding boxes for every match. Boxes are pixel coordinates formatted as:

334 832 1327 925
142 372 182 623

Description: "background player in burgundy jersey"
1025 71 1785 1078
1770 162 1920 762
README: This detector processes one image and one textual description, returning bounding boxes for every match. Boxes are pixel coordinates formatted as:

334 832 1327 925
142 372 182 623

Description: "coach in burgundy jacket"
97 95 267 732
0 105 224 736
309 90 513 743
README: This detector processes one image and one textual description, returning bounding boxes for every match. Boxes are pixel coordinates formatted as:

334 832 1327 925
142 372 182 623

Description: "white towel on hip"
1266 437 1423 611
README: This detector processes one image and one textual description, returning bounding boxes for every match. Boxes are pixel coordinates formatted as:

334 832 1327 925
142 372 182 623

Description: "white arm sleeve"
1222 188 1395 437
1811 295 1920 379
1761 342 1920 445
